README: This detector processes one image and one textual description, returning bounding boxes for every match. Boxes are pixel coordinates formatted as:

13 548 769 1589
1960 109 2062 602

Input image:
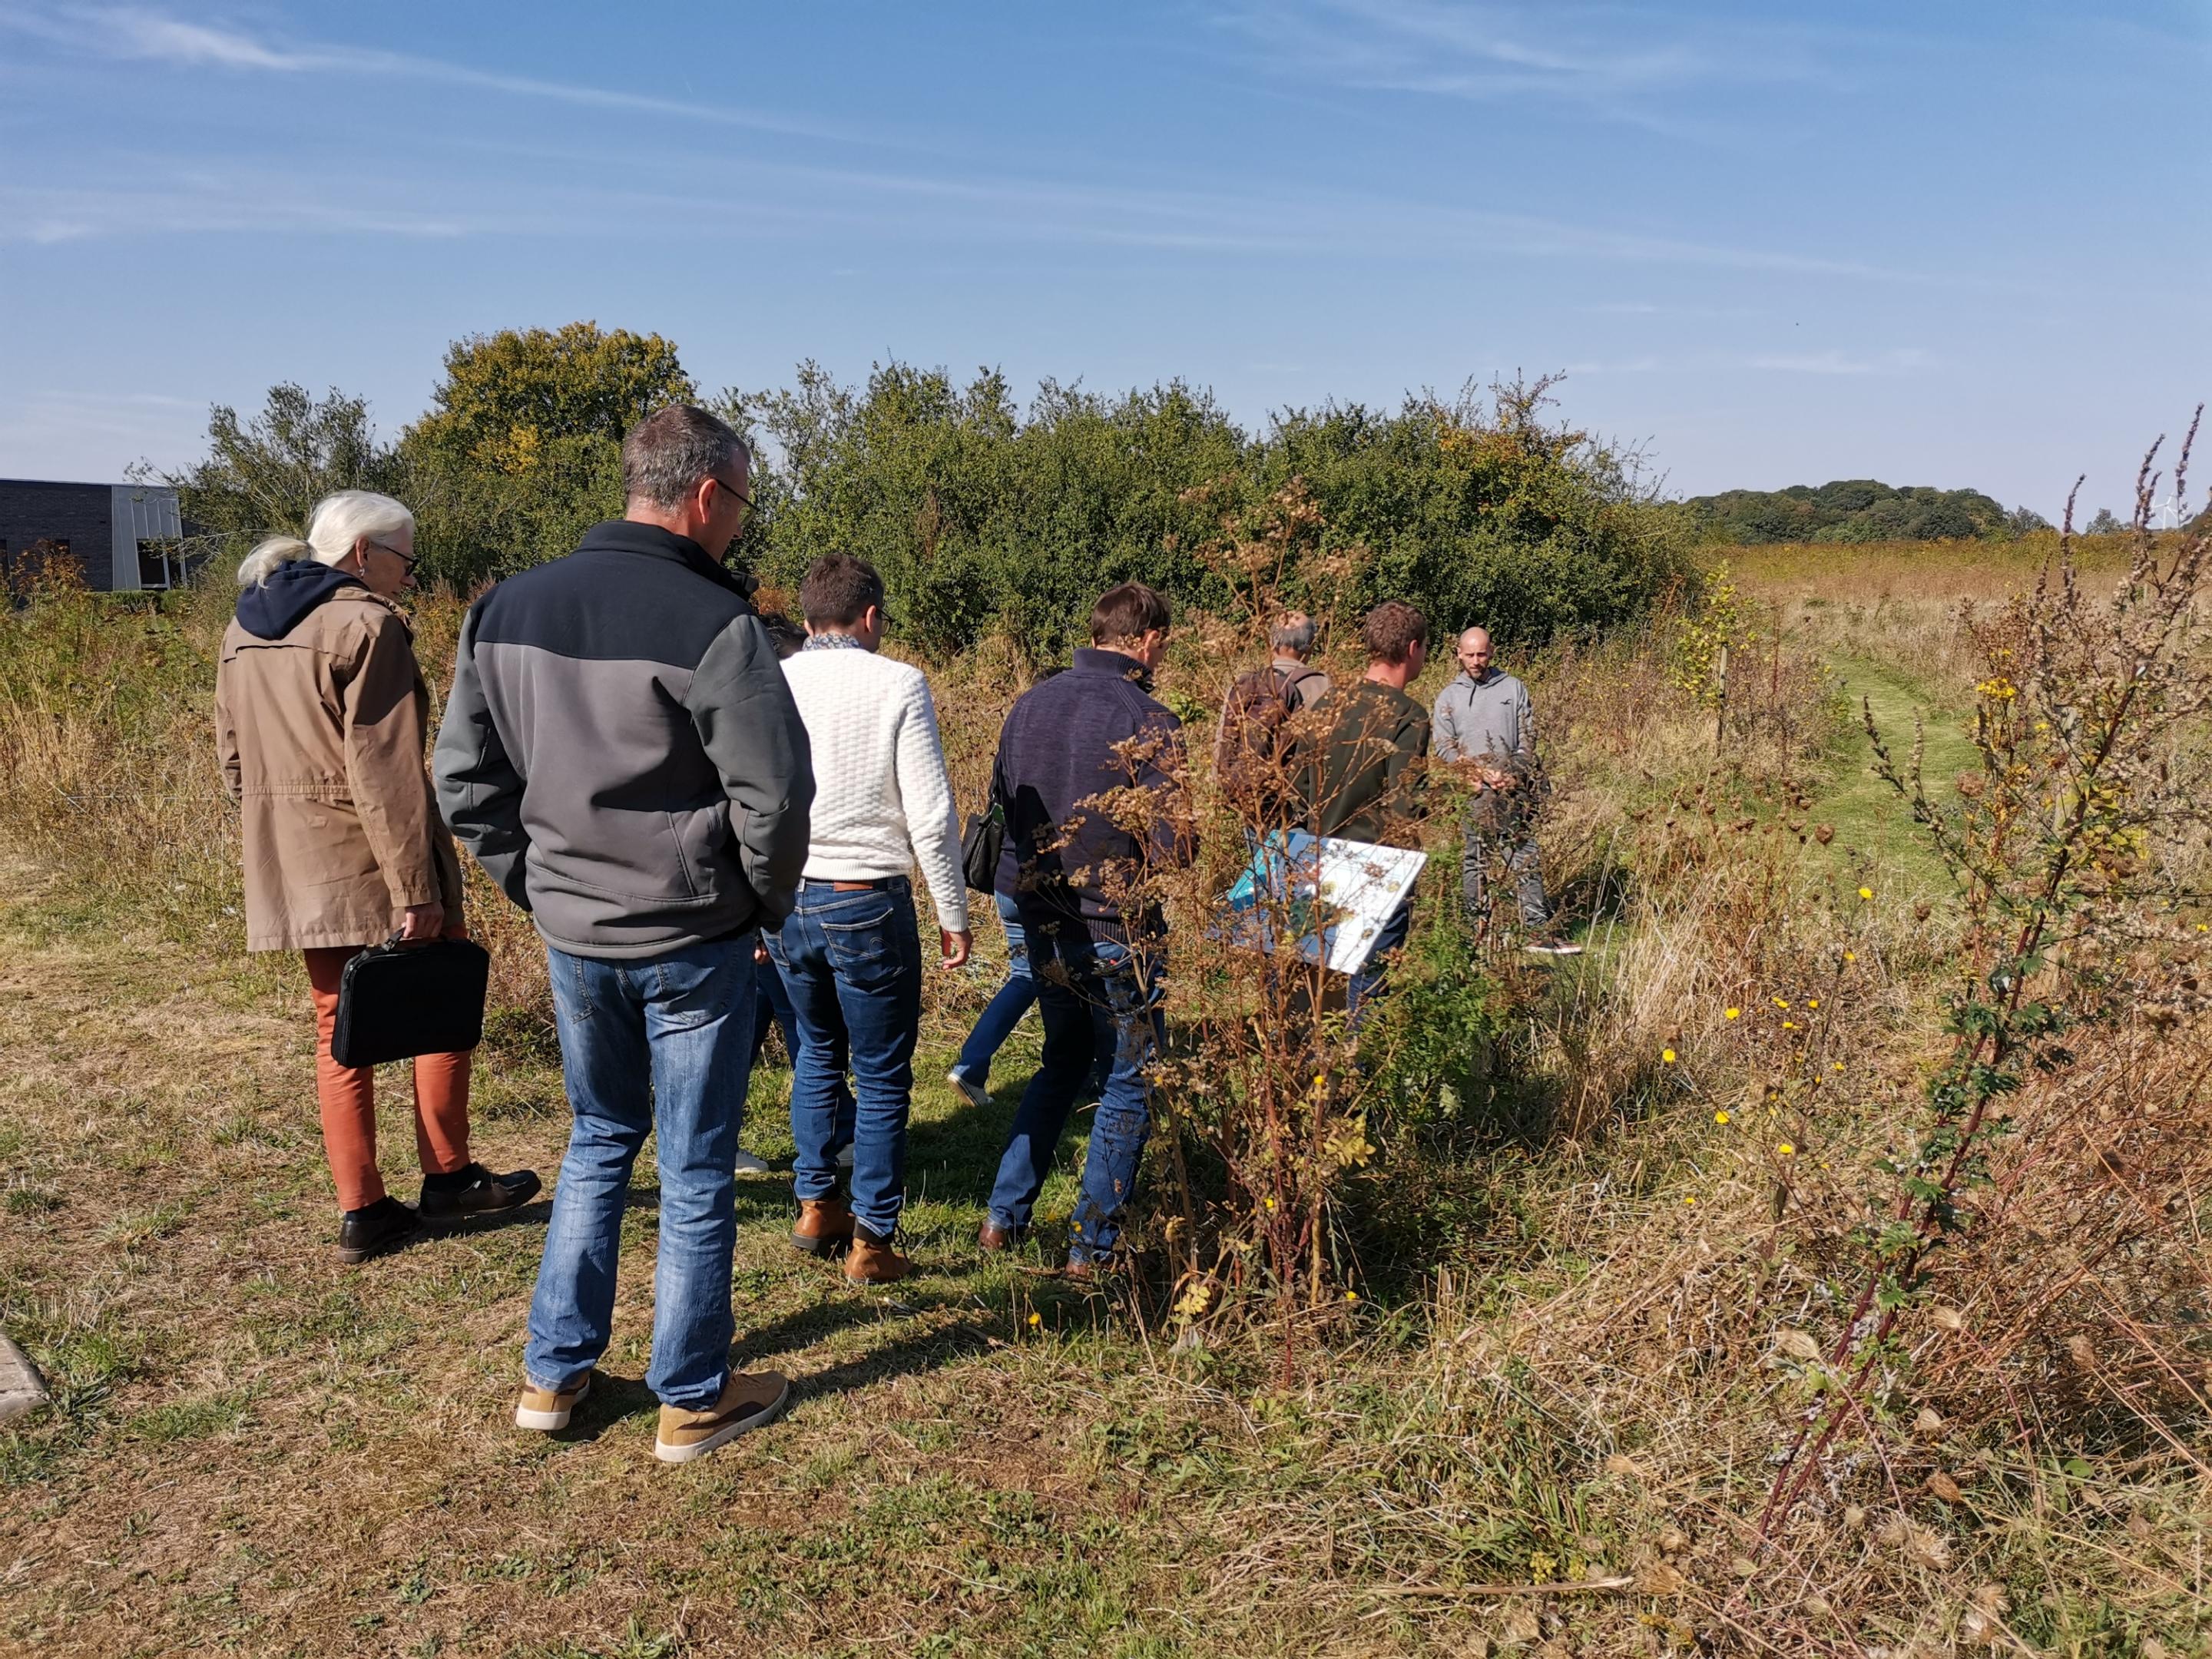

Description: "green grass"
1819 651 1979 894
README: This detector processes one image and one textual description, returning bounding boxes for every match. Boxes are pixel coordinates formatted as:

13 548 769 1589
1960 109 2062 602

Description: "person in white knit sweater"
768 554 972 1284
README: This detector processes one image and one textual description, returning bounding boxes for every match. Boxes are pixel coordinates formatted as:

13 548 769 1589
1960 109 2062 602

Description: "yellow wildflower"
1714 1110 1731 1124
1028 1311 1041 1326
1778 1143 1796 1156
1806 998 1819 1008
1725 1007 1741 1020
1662 1048 1677 1065
1859 886 1874 900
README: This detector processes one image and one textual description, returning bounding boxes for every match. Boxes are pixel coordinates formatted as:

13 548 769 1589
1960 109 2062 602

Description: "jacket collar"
578 519 756 602
1452 667 1502 693
1071 645 1154 692
233 560 366 640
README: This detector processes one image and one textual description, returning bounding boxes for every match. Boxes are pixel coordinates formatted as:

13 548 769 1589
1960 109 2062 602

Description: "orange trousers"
303 939 473 1211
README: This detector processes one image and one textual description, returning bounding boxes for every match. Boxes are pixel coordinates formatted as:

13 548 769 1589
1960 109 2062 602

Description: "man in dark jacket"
1286 599 1431 1022
435 405 813 1465
979 582 1186 1274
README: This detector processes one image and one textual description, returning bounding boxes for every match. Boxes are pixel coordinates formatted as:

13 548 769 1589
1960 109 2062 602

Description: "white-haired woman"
214 491 538 1263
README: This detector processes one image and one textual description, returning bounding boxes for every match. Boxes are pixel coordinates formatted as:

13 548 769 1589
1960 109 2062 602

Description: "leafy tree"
733 363 1690 656
400 323 695 586
155 383 405 549
2085 507 2126 535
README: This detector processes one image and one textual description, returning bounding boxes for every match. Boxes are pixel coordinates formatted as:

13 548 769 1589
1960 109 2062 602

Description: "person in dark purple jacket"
978 582 1187 1273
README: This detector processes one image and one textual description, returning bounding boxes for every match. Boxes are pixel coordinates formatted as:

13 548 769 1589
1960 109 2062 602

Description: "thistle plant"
1758 412 2210 1540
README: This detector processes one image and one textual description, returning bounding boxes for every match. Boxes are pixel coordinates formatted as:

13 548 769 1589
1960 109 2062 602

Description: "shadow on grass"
557 1283 1014 1438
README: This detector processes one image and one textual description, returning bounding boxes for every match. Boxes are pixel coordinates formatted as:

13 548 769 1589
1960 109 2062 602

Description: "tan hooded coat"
214 587 464 952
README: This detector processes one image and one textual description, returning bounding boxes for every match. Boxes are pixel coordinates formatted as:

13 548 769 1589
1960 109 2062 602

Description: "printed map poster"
1219 830 1426 975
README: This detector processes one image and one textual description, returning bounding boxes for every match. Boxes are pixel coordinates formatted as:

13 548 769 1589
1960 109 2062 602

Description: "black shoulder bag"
330 934 492 1068
960 782 1005 896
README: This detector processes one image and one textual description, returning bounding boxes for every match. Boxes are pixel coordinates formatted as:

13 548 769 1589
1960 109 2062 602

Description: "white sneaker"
946 1068 989 1110
733 1149 772 1175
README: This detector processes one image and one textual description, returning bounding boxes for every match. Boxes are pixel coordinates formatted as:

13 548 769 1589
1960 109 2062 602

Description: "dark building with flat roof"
0 479 187 594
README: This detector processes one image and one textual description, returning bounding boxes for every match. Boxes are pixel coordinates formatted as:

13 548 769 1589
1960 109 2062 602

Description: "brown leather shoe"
791 1197 854 1258
845 1227 912 1284
978 1219 1027 1252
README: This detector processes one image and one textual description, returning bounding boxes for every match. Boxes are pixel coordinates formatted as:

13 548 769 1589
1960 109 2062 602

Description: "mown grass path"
1815 652 1979 896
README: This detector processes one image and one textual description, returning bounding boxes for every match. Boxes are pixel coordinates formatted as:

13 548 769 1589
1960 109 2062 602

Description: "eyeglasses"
713 476 757 514
366 540 418 575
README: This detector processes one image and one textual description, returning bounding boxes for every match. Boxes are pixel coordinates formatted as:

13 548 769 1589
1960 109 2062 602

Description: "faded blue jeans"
768 878 922 1240
524 937 755 1411
1346 899 1413 1033
952 893 1035 1090
985 911 1163 1264
953 892 1111 1100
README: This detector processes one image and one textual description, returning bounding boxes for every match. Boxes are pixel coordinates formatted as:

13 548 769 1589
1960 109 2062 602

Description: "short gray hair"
621 405 751 510
1270 613 1317 654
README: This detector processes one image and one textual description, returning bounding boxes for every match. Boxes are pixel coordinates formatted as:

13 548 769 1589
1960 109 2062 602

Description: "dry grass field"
2 529 2207 1657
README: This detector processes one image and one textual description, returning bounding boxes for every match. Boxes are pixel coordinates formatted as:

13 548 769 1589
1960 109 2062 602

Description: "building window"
136 538 205 590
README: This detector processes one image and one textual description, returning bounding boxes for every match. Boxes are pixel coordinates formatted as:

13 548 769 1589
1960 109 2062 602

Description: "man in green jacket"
1287 600 1430 1020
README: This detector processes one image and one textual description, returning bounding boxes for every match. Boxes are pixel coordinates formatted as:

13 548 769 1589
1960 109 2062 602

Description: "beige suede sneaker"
515 1370 594 1432
654 1370 791 1464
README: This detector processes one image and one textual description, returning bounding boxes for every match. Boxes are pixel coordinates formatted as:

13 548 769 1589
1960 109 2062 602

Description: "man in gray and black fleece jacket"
435 405 814 1465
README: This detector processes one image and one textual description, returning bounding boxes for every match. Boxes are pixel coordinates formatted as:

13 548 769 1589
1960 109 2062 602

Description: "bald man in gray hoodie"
1431 627 1578 955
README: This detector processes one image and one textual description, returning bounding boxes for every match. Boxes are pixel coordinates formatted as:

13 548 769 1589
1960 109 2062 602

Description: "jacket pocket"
667 801 733 899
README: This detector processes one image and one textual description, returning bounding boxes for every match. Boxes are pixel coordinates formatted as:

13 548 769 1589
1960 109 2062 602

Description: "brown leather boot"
790 1197 854 1258
845 1227 911 1284
978 1219 1027 1252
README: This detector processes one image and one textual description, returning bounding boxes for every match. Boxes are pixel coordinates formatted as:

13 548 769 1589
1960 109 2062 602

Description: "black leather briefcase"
329 935 492 1068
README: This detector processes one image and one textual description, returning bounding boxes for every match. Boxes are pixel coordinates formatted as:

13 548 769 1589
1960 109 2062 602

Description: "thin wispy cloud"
2 134 1953 292
1212 0 1853 124
1749 349 1932 376
0 3 850 139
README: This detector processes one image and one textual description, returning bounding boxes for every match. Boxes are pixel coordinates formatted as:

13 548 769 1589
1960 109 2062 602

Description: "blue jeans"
1346 899 1413 1031
954 893 1035 1088
525 937 756 1410
985 912 1162 1263
767 879 922 1240
750 940 855 1151
954 893 1110 1099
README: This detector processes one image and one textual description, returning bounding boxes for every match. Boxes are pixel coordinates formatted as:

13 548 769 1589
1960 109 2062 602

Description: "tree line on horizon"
1674 478 2073 546
160 321 1704 655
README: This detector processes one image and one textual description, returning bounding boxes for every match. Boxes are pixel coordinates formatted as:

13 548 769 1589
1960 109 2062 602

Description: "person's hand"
940 928 973 969
399 902 445 942
755 941 772 965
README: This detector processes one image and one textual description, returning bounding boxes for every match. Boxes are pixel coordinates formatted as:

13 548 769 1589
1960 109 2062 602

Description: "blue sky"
2 2 2205 518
